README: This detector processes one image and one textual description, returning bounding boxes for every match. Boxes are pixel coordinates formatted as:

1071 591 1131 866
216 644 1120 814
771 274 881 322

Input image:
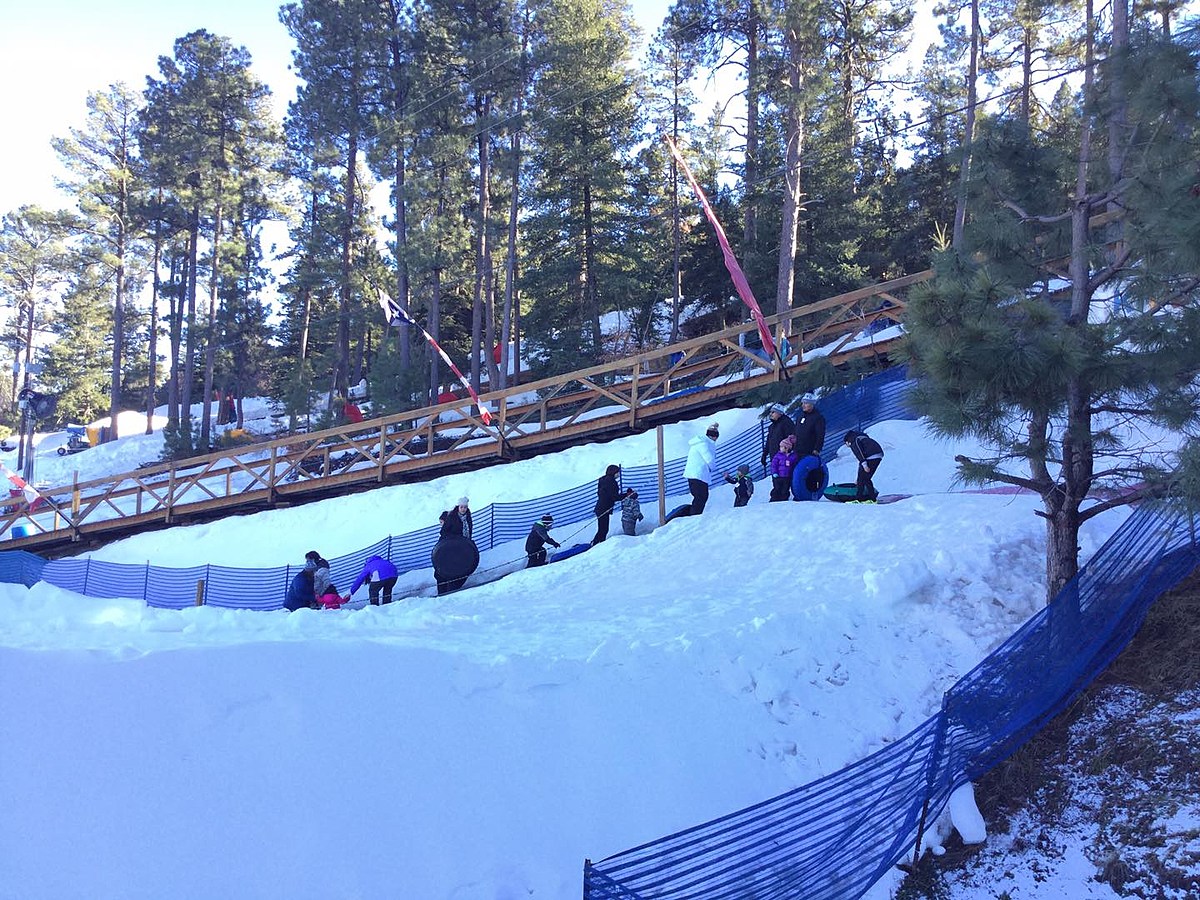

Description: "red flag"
377 292 493 426
663 136 780 364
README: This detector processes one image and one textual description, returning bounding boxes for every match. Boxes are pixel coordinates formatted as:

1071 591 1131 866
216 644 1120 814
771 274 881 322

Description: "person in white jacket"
683 423 719 513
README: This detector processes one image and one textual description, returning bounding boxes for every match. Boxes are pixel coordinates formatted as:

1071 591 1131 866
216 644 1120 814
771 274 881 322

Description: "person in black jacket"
793 394 826 459
440 497 473 539
843 430 884 500
525 514 561 567
593 464 623 544
760 404 794 471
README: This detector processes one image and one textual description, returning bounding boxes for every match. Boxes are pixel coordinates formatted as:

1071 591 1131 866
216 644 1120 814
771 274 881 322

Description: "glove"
862 461 870 471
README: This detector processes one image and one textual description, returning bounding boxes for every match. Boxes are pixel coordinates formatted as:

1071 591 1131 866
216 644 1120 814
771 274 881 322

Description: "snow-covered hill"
0 409 1139 899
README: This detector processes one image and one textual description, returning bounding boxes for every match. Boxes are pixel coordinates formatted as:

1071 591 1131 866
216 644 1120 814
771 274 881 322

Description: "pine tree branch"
954 454 1045 493
1089 403 1151 416
1079 483 1162 523
1000 199 1071 225
1088 243 1134 293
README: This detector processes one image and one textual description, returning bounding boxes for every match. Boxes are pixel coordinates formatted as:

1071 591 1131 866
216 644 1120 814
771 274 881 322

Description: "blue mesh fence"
583 494 1200 900
4 367 918 609
0 549 47 587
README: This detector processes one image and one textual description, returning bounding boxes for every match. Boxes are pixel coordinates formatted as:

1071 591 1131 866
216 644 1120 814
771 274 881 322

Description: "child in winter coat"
525 514 561 567
621 489 644 536
769 435 799 502
316 591 346 609
724 464 755 507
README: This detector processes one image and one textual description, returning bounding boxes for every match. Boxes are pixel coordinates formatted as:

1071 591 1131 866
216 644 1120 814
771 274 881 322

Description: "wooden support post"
378 427 386 482
72 471 80 516
194 578 206 606
657 425 666 524
166 469 175 523
629 367 639 429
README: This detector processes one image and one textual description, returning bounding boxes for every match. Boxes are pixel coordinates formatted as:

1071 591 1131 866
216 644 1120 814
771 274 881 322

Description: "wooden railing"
3 271 930 552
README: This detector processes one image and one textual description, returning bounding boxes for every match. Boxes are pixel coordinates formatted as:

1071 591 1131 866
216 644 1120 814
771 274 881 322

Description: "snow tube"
791 455 829 501
663 503 692 524
431 535 480 594
823 482 877 503
550 543 591 563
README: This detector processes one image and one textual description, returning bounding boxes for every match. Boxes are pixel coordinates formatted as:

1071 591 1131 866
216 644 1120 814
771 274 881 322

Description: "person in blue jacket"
284 550 328 611
349 554 399 605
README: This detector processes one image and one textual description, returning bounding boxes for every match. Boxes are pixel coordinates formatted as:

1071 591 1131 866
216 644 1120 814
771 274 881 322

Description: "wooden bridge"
3 271 931 555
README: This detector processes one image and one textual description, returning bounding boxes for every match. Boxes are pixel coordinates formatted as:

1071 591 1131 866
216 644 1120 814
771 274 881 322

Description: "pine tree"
40 261 114 427
52 82 145 441
905 22 1200 601
521 0 643 373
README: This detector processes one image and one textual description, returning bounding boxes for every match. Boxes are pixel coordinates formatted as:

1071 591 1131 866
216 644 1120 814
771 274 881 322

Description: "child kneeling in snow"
317 590 346 609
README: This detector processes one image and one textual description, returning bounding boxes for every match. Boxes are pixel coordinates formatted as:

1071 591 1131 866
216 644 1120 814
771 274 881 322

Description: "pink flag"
663 136 778 362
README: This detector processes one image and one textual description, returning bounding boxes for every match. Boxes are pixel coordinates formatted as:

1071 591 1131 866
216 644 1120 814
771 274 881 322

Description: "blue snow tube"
792 454 829 501
550 543 592 563
663 503 692 524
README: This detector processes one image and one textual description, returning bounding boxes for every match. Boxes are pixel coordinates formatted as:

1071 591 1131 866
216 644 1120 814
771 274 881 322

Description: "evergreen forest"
0 0 1197 491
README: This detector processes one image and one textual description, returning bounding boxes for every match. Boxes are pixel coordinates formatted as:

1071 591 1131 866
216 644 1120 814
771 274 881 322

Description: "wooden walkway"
3 271 930 555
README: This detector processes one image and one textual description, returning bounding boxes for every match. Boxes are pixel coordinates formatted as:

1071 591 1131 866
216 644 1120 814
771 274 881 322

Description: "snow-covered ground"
0 407 1156 899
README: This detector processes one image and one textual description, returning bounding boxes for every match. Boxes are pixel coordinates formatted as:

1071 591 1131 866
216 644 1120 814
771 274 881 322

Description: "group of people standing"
284 393 886 609
761 395 884 502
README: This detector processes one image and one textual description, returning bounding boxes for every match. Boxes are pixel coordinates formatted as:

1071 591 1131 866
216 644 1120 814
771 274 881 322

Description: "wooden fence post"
195 578 206 607
657 425 666 524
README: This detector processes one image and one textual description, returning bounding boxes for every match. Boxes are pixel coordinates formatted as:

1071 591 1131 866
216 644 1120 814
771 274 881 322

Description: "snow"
0 405 1152 899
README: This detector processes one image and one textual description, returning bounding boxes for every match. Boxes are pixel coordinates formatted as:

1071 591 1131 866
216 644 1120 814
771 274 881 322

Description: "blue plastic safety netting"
582 489 1199 900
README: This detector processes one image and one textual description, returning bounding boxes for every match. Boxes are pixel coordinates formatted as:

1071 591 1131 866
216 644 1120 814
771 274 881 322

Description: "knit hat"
706 423 720 439
540 513 554 525
843 430 857 444
457 496 470 507
801 393 817 405
781 435 796 450
737 463 750 475
766 403 785 416
606 464 620 477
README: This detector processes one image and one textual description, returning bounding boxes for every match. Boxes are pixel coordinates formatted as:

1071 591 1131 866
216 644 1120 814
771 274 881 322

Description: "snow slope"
0 410 1135 899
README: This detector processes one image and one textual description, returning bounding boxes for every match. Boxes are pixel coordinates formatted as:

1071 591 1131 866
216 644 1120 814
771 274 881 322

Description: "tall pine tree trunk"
337 133 357 406
1044 0 1098 601
583 181 602 357
953 0 980 248
146 205 163 436
182 204 201 444
743 2 760 279
109 189 127 441
775 74 804 316
200 187 223 451
167 255 183 428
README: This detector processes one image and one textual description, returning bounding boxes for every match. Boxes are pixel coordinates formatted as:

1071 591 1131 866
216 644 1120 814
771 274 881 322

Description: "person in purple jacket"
769 435 799 502
349 554 399 605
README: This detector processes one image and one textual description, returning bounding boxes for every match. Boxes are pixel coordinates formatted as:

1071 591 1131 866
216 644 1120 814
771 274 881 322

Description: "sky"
0 0 678 217
0 394 1167 899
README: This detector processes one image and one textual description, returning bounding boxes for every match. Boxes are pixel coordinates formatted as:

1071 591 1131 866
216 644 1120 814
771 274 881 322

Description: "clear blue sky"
0 0 673 215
